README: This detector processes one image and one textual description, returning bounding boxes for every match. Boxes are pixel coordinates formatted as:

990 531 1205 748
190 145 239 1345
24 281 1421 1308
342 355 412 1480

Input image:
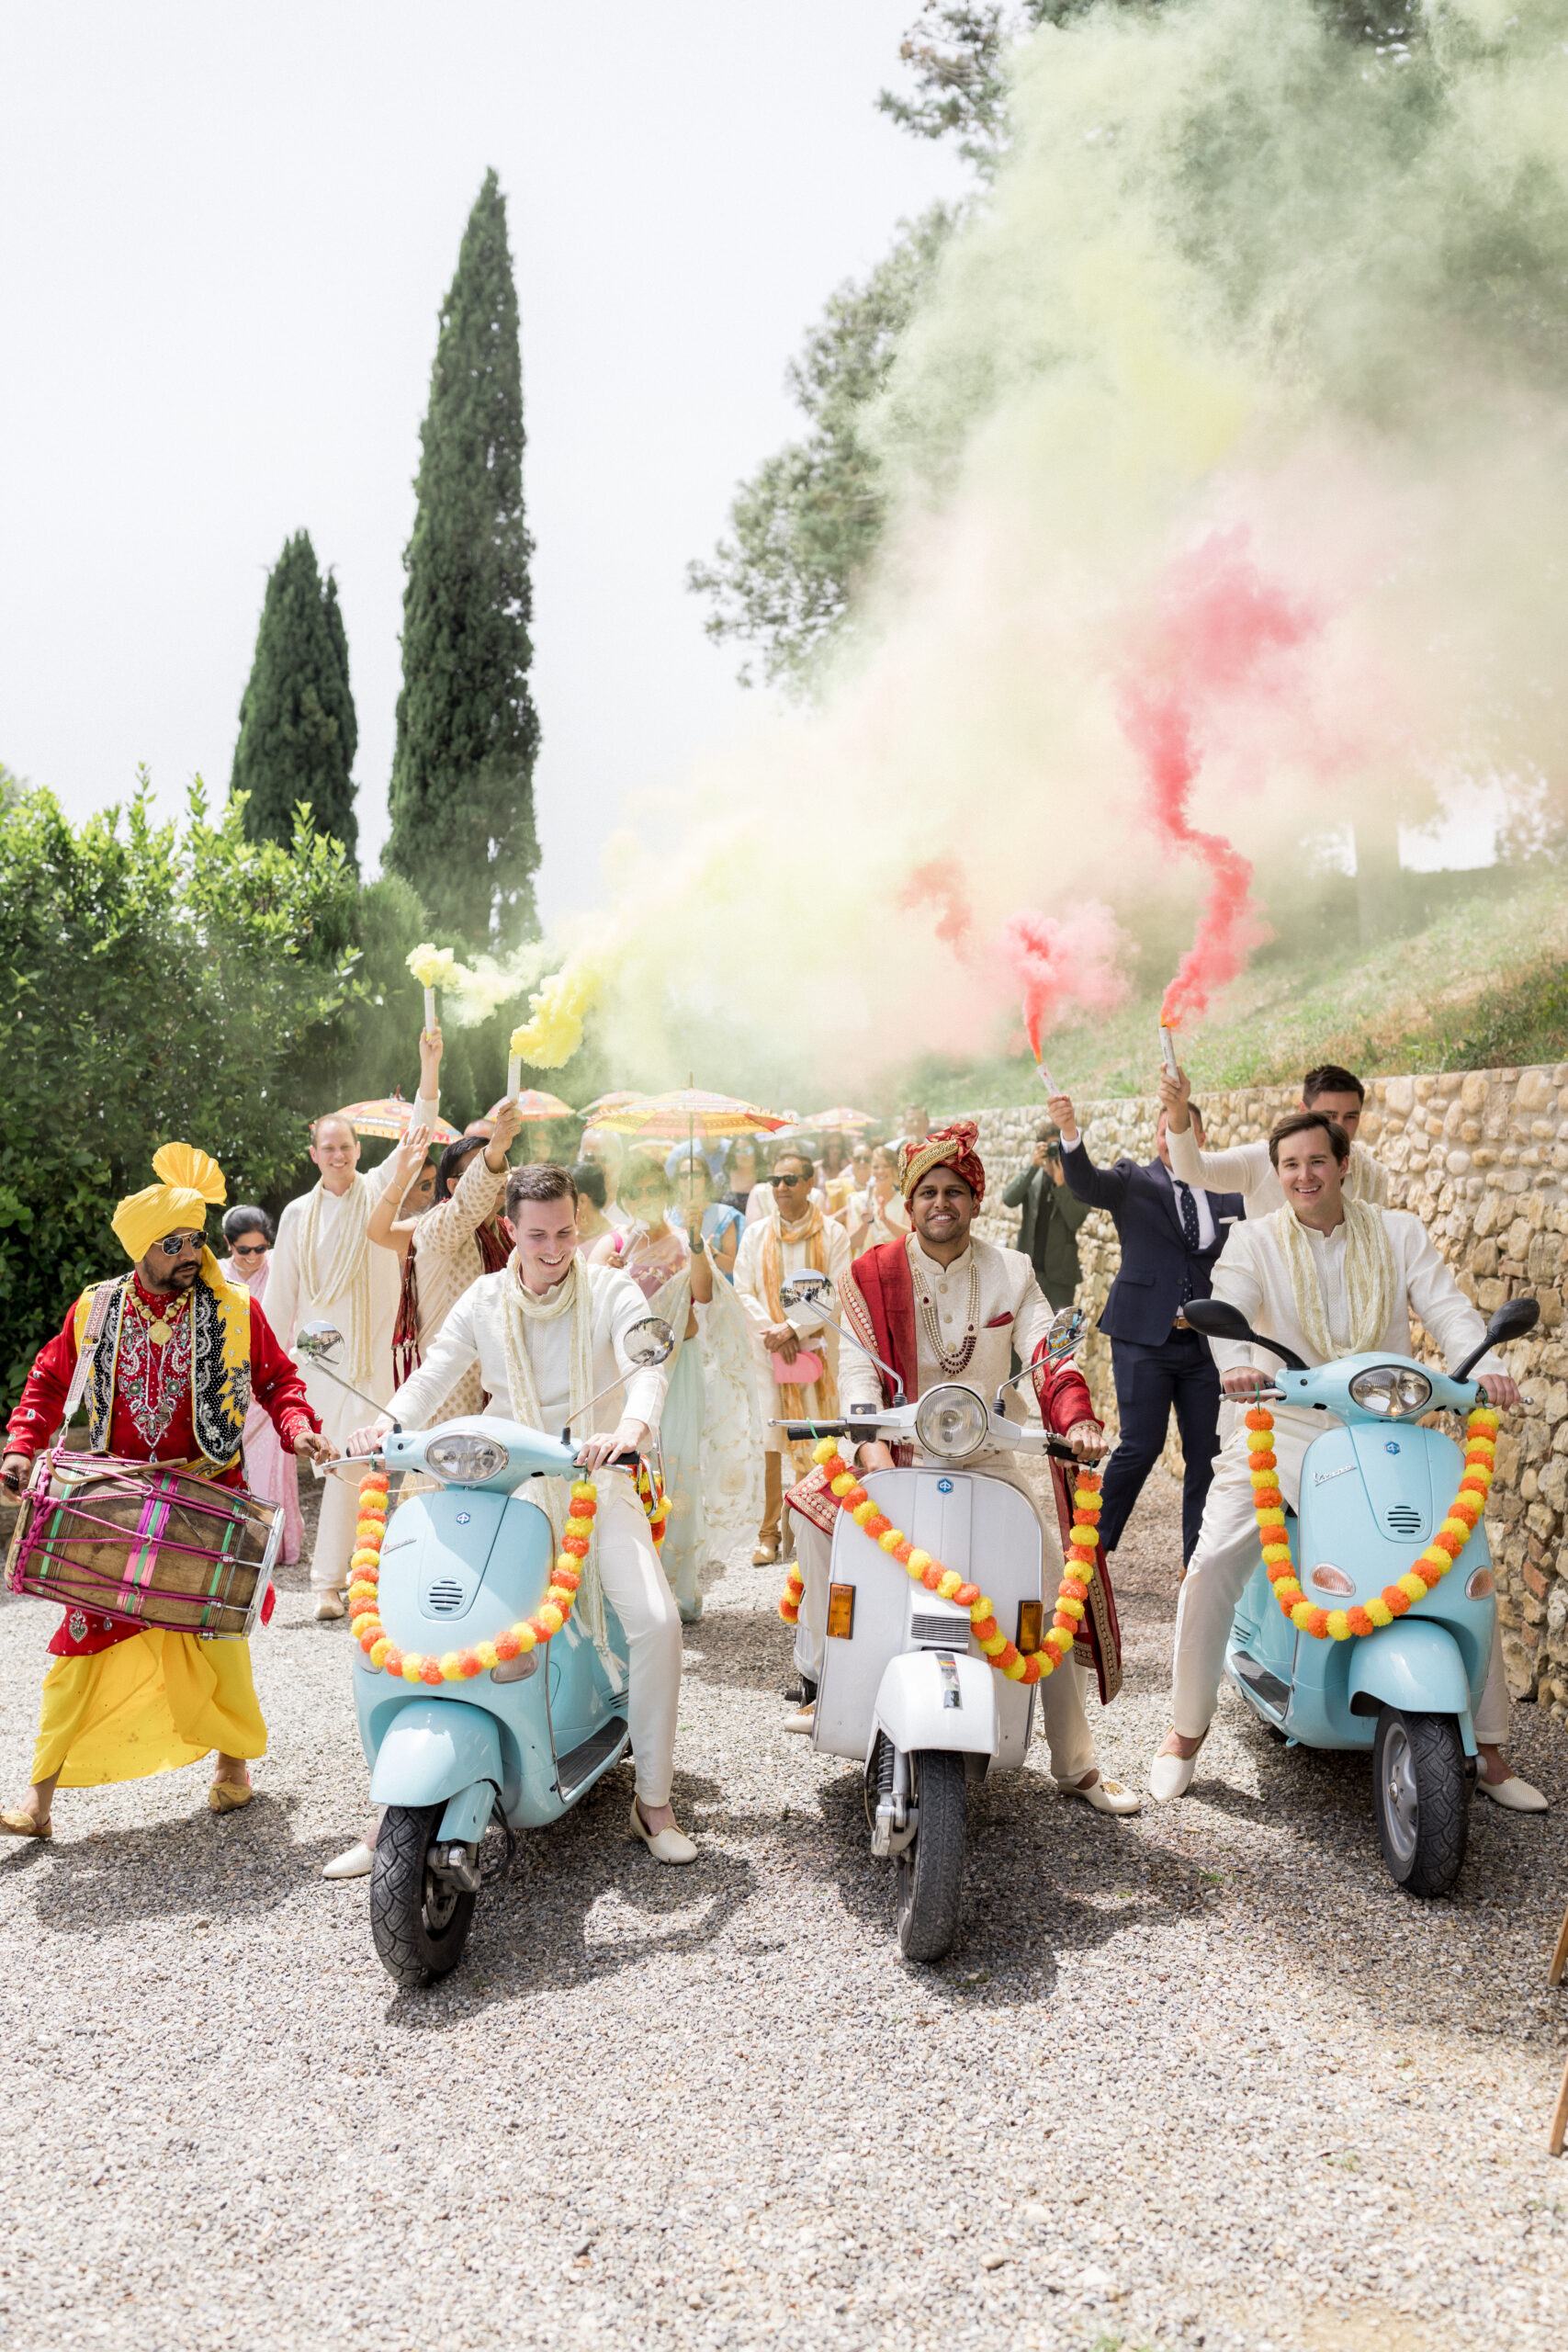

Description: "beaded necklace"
913 1247 979 1377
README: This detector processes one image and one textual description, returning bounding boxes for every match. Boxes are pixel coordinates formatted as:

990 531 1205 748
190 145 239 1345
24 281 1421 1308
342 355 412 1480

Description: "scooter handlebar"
774 1417 1086 1465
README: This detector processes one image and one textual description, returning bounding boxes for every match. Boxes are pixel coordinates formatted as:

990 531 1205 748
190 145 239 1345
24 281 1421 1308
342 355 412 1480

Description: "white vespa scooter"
776 1277 1089 1962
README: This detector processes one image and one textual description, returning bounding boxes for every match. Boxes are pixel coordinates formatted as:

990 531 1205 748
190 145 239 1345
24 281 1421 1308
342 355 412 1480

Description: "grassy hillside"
915 865 1568 1110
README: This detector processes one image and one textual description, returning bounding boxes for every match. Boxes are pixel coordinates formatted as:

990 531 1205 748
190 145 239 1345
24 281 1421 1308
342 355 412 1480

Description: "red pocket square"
984 1311 1012 1329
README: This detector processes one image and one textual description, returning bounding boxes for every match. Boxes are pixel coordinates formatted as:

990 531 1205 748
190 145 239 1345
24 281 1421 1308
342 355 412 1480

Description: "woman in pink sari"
220 1204 304 1565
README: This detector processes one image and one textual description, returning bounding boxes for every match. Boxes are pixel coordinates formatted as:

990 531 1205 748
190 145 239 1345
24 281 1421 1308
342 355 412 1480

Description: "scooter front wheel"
1371 1705 1469 1897
370 1804 478 1987
896 1749 966 1962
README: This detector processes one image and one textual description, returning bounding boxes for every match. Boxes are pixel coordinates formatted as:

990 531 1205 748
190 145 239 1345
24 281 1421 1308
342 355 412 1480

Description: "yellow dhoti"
32 1631 267 1788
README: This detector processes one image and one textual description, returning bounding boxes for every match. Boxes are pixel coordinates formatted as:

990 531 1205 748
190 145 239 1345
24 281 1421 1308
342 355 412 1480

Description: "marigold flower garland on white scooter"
780 1434 1102 1684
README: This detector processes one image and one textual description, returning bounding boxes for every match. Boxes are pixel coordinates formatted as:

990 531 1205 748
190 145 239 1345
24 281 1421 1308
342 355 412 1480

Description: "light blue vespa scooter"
298 1316 674 1987
1183 1293 1538 1896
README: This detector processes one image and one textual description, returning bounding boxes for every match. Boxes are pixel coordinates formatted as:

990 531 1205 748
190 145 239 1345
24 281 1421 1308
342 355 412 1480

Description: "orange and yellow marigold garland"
344 1468 600 1681
1247 1402 1498 1640
780 1435 1101 1686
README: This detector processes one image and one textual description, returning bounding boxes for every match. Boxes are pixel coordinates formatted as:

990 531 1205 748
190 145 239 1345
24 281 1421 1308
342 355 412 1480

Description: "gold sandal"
207 1781 254 1815
0 1810 51 1838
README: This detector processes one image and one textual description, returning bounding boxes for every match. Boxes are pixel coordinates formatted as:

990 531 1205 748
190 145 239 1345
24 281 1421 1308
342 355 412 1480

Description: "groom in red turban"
783 1120 1135 1812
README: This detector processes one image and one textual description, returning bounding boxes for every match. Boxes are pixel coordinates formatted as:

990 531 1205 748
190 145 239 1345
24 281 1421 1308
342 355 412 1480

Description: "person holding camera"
1001 1123 1090 1312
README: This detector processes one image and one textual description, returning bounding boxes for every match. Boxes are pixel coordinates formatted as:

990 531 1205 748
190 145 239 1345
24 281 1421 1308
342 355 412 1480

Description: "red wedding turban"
898 1120 986 1205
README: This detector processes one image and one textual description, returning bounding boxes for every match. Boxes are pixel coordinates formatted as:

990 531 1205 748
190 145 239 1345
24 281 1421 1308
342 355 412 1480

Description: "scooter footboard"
1347 1623 1477 1754
872 1651 998 1761
368 1699 505 1808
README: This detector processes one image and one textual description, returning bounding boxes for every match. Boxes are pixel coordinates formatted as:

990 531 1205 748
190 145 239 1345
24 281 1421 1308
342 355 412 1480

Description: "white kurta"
812 1232 1100 1784
387 1262 681 1805
1166 1125 1387 1217
265 1093 439 1590
733 1213 853 1460
1172 1205 1506 1738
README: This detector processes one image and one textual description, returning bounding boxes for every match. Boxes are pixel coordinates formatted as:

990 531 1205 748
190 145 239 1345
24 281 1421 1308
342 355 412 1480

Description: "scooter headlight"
914 1385 991 1463
1348 1364 1433 1419
424 1433 511 1485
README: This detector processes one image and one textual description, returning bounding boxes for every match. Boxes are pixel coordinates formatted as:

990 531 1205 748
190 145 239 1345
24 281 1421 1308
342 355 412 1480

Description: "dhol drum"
5 1452 282 1639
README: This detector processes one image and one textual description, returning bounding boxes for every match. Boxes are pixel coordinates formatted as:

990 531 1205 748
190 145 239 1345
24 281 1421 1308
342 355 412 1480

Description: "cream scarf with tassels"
299 1175 377 1385
1269 1198 1398 1362
499 1253 612 1666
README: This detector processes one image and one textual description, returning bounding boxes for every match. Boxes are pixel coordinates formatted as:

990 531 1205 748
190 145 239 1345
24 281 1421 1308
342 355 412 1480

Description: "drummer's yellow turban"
111 1142 228 1263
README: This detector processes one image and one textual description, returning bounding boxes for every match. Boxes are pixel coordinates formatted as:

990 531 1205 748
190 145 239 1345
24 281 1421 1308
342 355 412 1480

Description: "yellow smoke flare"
405 943 460 990
508 956 604 1071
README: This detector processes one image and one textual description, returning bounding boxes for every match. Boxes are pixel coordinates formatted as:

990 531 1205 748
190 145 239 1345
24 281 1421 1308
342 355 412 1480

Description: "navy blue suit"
1061 1139 1243 1564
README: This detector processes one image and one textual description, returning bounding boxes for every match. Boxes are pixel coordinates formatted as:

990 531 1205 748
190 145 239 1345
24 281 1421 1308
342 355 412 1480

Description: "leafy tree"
231 530 358 861
387 168 541 951
687 209 953 690
0 775 362 1387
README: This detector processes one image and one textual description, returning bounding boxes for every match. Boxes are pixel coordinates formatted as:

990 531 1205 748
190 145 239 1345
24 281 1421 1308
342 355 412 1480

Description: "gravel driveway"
0 1469 1564 2352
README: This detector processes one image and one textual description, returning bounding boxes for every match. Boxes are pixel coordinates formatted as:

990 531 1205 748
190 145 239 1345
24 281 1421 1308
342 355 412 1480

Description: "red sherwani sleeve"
6 1306 80 1462
248 1298 320 1450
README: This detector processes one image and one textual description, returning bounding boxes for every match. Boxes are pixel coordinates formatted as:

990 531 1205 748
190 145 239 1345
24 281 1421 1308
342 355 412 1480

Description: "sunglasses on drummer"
152 1231 205 1257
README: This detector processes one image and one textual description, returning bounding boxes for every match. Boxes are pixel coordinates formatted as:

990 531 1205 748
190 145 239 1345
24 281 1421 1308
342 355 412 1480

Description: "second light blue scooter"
299 1315 673 1986
1184 1292 1537 1895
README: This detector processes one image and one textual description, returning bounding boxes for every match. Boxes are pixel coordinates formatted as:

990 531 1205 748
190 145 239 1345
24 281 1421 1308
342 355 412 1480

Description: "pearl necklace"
916 1254 979 1376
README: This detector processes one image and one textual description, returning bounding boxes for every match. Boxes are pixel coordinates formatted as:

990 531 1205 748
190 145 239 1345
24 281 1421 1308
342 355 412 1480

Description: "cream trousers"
573 1476 684 1809
791 1515 1098 1785
1171 1453 1512 1745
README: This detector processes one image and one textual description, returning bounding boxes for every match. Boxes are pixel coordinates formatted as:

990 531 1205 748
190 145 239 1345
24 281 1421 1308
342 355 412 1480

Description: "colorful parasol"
484 1090 575 1123
331 1091 462 1144
775 1105 877 1137
577 1090 643 1123
590 1088 794 1143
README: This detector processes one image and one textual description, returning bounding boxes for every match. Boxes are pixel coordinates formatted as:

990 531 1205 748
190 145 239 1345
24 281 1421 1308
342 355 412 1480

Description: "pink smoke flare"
899 861 976 961
1003 904 1128 1059
1118 530 1317 1029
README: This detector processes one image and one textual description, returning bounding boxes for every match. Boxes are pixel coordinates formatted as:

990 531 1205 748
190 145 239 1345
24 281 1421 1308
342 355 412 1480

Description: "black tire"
369 1804 478 1987
895 1749 967 1962
1371 1705 1469 1897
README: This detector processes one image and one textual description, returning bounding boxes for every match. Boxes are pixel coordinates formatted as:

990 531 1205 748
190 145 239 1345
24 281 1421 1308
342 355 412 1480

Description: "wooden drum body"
5 1452 282 1639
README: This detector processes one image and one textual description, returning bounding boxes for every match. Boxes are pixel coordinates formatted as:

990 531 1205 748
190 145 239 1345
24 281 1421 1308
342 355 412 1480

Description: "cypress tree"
231 531 358 861
387 168 540 948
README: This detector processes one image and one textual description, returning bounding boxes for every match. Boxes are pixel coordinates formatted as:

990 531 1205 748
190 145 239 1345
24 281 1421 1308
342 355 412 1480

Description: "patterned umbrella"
332 1091 462 1144
577 1090 643 1123
490 1090 575 1123
773 1105 877 1138
591 1089 794 1142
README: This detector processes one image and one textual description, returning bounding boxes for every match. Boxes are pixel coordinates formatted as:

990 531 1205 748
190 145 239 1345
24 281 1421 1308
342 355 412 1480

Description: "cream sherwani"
1172 1206 1508 1739
387 1262 682 1806
733 1212 853 1460
1167 1126 1387 1218
815 1233 1101 1785
266 1095 438 1591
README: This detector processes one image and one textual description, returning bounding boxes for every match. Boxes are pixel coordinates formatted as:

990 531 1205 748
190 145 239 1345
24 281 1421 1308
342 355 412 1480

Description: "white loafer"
1060 1774 1141 1816
1148 1749 1199 1804
313 1590 346 1622
322 1840 375 1879
628 1799 696 1865
1477 1771 1549 1813
783 1704 816 1736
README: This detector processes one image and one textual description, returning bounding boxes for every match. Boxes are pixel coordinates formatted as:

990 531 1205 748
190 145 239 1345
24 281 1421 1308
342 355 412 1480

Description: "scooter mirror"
781 1272 834 1311
1450 1291 1540 1383
624 1317 676 1368
1044 1306 1087 1364
1179 1299 1253 1344
296 1322 344 1360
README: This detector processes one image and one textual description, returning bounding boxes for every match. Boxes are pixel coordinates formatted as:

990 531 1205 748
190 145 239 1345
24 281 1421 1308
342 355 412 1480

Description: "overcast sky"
0 3 968 927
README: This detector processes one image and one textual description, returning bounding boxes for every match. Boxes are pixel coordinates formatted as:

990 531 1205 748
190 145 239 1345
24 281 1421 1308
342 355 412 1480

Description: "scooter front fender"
368 1699 504 1809
871 1651 998 1762
1347 1621 1476 1755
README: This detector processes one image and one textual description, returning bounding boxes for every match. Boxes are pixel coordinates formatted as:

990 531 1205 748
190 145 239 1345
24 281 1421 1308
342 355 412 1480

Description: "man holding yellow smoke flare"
0 1145 336 1834
1149 1109 1544 1811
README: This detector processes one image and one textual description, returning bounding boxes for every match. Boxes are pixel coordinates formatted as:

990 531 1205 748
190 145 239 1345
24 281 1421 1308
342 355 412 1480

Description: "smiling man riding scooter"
810 1123 1139 1814
1149 1109 1545 1812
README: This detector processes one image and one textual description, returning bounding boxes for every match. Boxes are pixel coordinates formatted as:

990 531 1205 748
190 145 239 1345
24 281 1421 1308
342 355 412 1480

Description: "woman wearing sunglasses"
219 1204 304 1566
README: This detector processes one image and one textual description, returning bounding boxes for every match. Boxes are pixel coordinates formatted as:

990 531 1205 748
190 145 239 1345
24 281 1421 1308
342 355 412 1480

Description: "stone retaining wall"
947 1066 1568 1719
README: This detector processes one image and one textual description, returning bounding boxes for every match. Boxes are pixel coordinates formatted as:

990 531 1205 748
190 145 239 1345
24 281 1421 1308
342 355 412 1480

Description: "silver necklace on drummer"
917 1256 979 1376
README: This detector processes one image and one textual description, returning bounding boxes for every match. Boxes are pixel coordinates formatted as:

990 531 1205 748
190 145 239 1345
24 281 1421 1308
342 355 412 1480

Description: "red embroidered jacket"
6 1276 318 1656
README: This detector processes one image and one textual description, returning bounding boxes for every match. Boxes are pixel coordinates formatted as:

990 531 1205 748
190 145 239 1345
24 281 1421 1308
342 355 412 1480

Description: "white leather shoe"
628 1799 696 1865
1476 1771 1549 1813
313 1590 346 1622
1148 1748 1200 1804
783 1703 816 1736
1059 1773 1141 1815
322 1840 375 1879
